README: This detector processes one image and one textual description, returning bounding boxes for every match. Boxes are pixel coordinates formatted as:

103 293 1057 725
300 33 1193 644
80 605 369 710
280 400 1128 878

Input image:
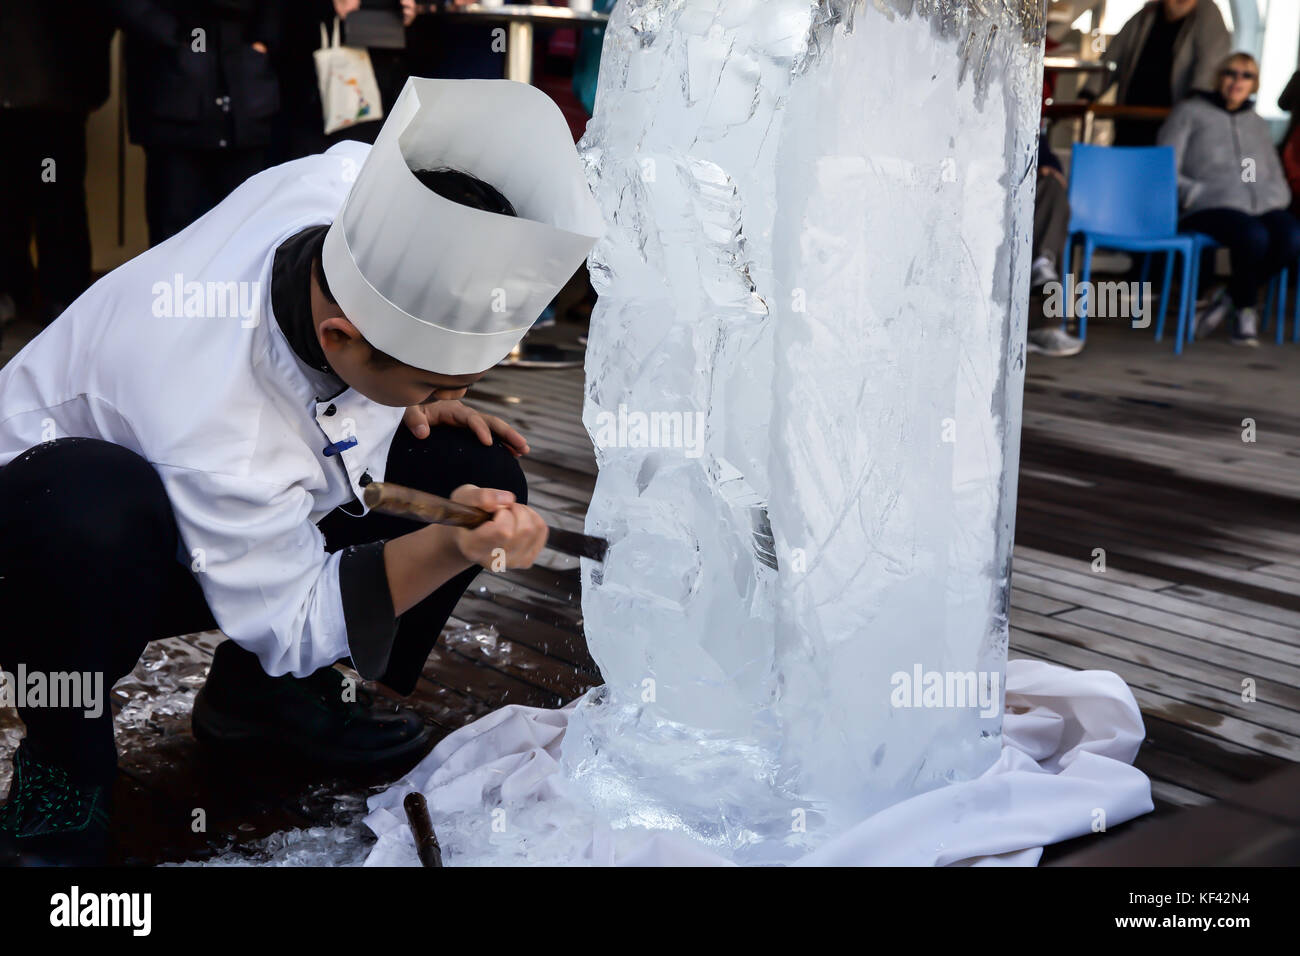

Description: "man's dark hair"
413 166 518 218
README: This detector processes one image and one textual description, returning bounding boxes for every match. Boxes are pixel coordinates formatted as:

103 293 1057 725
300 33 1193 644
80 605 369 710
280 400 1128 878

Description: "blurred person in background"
1159 51 1298 347
115 0 284 245
406 0 523 82
0 3 115 330
1084 0 1230 146
272 0 416 162
1027 132 1084 358
1277 67 1300 218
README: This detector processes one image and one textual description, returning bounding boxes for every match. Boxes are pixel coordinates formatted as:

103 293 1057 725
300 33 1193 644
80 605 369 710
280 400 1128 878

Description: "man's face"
310 259 487 407
336 352 486 409
1163 0 1197 20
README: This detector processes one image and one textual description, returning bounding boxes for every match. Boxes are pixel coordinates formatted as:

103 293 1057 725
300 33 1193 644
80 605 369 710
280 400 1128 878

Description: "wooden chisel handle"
363 481 494 529
362 481 609 562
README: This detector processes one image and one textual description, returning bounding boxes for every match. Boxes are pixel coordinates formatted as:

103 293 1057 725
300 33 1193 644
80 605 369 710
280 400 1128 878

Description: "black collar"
271 224 344 386
1195 89 1254 114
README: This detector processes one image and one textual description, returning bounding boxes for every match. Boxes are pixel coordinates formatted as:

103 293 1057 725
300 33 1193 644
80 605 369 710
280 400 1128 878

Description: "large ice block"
568 0 1043 862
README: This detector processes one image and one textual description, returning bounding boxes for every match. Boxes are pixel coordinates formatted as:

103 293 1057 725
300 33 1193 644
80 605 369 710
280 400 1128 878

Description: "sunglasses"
1222 69 1258 80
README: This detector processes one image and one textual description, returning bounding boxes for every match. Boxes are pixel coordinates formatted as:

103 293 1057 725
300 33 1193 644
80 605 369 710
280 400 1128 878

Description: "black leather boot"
0 742 111 866
191 641 433 770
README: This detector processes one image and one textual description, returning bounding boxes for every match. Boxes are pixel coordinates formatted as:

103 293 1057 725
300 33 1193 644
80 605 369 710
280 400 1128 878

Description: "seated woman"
1158 51 1300 346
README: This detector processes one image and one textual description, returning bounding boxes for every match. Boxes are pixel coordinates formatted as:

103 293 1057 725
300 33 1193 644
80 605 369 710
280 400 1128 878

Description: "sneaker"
1194 288 1233 340
1030 255 1058 290
1026 327 1084 357
1231 307 1259 347
0 743 112 866
192 641 433 770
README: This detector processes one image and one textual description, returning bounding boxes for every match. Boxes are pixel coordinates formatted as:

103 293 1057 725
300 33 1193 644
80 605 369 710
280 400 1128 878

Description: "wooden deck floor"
1012 323 1300 820
1 315 1298 864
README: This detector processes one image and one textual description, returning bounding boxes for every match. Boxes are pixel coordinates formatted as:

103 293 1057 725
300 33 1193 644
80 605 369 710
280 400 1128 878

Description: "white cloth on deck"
362 659 1153 866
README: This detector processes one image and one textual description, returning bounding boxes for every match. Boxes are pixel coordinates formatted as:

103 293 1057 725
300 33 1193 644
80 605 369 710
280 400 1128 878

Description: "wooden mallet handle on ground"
403 791 443 868
362 481 608 562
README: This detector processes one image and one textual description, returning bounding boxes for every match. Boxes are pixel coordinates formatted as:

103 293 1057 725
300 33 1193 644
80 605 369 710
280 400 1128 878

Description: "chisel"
362 481 608 562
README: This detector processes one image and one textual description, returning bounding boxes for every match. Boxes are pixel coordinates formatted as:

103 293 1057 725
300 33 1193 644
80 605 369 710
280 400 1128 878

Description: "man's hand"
383 484 547 615
1038 166 1067 188
403 399 530 456
334 0 361 18
401 0 417 25
448 485 548 570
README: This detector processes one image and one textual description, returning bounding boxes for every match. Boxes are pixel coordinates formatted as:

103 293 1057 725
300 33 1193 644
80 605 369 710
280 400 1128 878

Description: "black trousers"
0 109 92 316
0 424 526 782
1180 207 1300 309
144 145 268 246
1033 171 1070 270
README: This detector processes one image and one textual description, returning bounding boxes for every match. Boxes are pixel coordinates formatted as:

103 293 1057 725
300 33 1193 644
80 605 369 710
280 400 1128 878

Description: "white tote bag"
314 18 384 135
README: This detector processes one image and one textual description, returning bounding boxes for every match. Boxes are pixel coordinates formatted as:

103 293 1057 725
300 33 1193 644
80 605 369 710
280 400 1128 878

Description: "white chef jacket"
0 141 405 678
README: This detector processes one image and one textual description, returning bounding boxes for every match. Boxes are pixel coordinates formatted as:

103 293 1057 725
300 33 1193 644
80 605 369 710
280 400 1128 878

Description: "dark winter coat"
114 0 283 149
0 2 115 113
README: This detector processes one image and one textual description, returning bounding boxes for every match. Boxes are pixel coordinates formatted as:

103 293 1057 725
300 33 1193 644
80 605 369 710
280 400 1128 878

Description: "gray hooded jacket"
1158 92 1291 217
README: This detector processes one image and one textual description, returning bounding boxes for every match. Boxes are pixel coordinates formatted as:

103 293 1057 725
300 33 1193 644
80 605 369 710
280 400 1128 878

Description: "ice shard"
568 0 1044 862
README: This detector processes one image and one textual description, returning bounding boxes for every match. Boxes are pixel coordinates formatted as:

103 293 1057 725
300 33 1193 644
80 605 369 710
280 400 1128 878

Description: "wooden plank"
1049 766 1300 865
1018 460 1300 557
1013 545 1173 590
1012 607 1300 724
1012 558 1300 644
1052 606 1300 690
1017 481 1300 569
420 645 565 711
1015 506 1300 598
1010 626 1300 761
1147 778 1216 810
1159 583 1300 631
1140 714 1287 782
440 623 597 700
452 592 593 673
1012 573 1300 661
1009 587 1077 617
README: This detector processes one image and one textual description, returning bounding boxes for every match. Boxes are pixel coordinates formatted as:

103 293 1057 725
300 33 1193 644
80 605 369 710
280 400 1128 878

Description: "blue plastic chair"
1061 145 1196 353
1181 233 1221 348
1263 264 1300 344
1138 251 1181 343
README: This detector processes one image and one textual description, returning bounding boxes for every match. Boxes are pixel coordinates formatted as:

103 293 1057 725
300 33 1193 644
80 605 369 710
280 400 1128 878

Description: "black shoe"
192 642 433 770
0 743 111 866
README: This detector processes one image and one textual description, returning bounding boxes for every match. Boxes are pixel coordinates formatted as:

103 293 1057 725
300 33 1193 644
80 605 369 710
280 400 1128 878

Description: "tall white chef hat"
322 78 604 375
